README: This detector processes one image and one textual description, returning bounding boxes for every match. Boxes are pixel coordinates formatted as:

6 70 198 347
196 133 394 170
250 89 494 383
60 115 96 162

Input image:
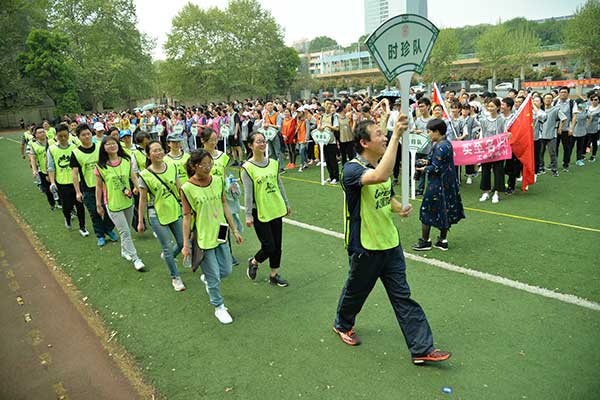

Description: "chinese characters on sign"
388 39 423 60
452 133 512 166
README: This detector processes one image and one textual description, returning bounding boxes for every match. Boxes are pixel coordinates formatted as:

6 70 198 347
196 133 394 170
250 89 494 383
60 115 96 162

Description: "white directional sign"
365 14 439 82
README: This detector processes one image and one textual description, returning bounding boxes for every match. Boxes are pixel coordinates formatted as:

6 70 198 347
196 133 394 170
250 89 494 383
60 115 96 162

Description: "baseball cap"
93 122 105 131
119 130 132 138
166 133 184 142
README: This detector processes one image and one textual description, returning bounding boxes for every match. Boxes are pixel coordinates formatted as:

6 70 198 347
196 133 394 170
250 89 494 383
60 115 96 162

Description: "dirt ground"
0 196 154 399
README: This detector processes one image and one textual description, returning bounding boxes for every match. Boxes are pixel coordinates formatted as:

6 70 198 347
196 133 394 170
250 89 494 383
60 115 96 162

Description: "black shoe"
415 191 423 196
433 238 448 251
506 188 514 196
412 238 432 251
247 258 258 280
552 170 559 177
232 256 240 266
269 274 288 287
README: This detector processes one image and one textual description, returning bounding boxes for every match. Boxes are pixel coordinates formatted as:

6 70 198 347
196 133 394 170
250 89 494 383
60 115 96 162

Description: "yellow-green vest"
97 158 133 212
48 142 77 185
241 159 286 222
140 163 181 225
72 145 100 188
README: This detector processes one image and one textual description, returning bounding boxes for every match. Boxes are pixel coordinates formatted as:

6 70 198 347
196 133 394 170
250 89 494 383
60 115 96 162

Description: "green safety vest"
46 127 56 141
48 143 77 185
97 158 133 212
72 145 100 188
165 152 190 185
133 149 147 172
211 151 230 178
30 139 54 174
181 176 226 250
140 163 181 225
69 134 81 147
346 159 399 251
23 132 33 145
241 159 286 222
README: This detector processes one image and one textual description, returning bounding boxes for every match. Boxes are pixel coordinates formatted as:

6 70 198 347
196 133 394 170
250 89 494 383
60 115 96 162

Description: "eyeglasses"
198 163 213 170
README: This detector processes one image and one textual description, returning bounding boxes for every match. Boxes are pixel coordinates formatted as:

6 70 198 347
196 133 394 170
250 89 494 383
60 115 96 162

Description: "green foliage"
508 27 542 80
162 0 299 102
422 29 460 83
0 0 48 108
308 36 338 52
18 28 80 114
49 0 155 110
475 24 512 82
565 0 600 76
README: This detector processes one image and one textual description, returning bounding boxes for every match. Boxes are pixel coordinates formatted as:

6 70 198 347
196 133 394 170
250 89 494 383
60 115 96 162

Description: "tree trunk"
520 65 525 81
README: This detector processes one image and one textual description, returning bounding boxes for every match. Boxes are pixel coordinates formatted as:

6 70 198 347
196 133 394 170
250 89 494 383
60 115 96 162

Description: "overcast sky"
134 0 585 60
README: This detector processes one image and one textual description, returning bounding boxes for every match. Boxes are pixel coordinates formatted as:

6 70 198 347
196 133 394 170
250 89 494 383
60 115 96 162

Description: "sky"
134 0 586 60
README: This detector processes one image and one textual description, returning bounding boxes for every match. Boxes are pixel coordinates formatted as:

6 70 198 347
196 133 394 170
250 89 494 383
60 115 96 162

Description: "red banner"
452 133 512 166
523 78 600 88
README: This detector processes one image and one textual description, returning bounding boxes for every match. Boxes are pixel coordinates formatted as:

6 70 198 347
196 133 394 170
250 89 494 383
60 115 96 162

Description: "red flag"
507 95 535 191
432 83 450 119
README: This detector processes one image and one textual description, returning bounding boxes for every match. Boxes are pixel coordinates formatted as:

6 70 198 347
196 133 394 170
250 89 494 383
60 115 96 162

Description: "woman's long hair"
185 149 212 178
97 135 130 169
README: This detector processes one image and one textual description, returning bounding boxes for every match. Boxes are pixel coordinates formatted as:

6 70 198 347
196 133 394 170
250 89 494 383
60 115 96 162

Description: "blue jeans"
298 143 308 167
201 243 232 307
148 209 183 278
268 136 284 170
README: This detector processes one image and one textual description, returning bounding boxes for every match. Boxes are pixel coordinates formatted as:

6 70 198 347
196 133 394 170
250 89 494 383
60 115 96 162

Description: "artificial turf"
1 131 599 399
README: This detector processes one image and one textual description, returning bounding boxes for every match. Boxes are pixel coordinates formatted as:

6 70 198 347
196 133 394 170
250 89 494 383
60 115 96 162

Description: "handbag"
189 213 204 272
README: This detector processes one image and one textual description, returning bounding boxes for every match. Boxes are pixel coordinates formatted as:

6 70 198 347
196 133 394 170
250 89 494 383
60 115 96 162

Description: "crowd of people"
16 84 597 363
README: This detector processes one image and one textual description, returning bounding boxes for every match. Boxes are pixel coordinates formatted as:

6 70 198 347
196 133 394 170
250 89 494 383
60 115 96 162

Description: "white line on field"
282 217 600 312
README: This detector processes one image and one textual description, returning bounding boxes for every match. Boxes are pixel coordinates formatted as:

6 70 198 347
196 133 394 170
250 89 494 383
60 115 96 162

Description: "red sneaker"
332 326 362 346
412 349 452 365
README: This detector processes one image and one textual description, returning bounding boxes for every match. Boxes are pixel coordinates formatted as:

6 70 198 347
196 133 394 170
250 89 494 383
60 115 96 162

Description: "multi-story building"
364 0 427 34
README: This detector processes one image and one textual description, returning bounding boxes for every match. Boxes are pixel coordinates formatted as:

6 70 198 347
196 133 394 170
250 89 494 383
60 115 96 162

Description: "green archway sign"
366 13 438 206
365 14 439 82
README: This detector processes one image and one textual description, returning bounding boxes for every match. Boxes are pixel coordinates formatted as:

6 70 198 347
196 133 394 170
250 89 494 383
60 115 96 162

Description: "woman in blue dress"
412 118 465 251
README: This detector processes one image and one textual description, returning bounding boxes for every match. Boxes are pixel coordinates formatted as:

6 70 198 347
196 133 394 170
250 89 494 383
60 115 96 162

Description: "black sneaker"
412 238 432 251
269 274 289 287
247 258 258 280
552 170 559 177
434 239 448 251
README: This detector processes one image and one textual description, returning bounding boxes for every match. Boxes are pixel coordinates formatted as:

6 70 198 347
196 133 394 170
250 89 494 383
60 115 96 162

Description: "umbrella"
375 90 402 102
141 103 156 112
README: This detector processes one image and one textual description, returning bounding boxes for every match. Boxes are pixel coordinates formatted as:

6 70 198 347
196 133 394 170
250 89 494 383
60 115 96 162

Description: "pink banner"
451 133 512 166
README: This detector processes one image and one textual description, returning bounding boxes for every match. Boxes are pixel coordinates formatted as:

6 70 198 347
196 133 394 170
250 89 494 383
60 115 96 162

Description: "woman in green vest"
200 127 229 178
181 149 243 324
241 132 291 287
48 123 88 236
71 123 117 246
137 140 186 292
164 132 190 185
28 125 57 210
95 136 145 271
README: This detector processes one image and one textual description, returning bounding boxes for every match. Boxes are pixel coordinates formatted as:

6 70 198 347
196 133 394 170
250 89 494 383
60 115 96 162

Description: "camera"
413 159 427 181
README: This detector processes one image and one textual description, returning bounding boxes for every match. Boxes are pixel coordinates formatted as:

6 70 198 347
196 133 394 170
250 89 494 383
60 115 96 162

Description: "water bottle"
228 173 235 185
51 186 59 201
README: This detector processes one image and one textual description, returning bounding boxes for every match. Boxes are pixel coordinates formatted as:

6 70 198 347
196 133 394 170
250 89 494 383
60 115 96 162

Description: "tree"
508 27 541 81
49 0 155 110
565 0 600 77
422 29 459 83
476 24 512 85
18 29 80 114
308 36 338 52
163 0 299 101
0 0 48 109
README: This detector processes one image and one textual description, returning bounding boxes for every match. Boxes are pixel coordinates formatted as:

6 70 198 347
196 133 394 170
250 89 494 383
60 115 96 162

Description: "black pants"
386 131 402 179
586 131 599 157
57 183 86 229
575 136 588 161
556 132 574 168
340 141 355 166
334 245 434 357
82 189 114 238
252 209 282 269
324 143 339 181
534 140 542 173
480 160 504 192
39 172 56 208
504 155 521 191
307 141 315 161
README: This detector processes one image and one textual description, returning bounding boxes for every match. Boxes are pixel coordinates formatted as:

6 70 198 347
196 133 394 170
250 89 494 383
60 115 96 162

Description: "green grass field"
1 131 599 399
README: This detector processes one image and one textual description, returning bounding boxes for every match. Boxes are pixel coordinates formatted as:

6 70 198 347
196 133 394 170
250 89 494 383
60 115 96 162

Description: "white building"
364 0 428 34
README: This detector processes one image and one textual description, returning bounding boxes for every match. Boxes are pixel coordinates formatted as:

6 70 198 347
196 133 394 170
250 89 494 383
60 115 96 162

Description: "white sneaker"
491 193 499 204
330 178 338 184
466 176 472 185
200 274 209 294
479 192 490 202
298 167 303 172
133 258 145 271
171 277 186 292
121 252 133 261
325 178 331 183
215 305 233 324
79 228 89 237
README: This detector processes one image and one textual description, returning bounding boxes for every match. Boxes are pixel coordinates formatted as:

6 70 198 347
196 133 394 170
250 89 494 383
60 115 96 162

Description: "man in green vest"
332 115 451 365
71 123 117 246
48 123 89 236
